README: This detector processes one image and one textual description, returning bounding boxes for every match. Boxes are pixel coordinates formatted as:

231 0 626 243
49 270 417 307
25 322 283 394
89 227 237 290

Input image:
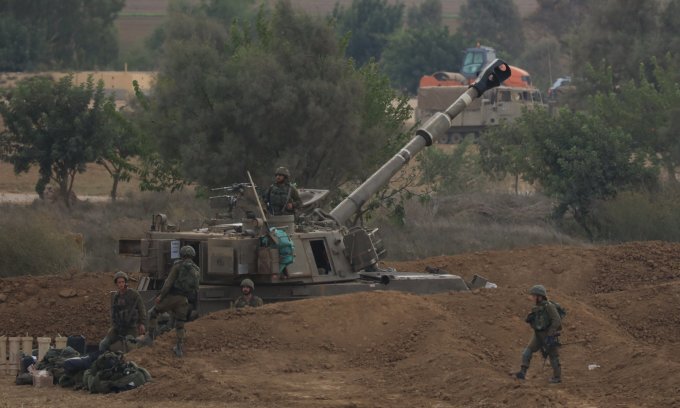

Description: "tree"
531 0 588 40
0 0 124 70
128 0 257 70
0 75 111 205
484 108 650 238
98 108 143 201
419 138 483 194
332 0 404 66
659 0 680 60
589 58 680 183
479 123 527 194
407 0 442 28
143 1 412 192
571 0 660 84
382 26 464 94
458 0 525 58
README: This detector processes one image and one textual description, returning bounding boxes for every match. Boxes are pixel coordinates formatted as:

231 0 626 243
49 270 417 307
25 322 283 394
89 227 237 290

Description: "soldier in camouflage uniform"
264 167 302 216
233 279 264 309
99 271 147 352
515 284 563 384
146 245 200 357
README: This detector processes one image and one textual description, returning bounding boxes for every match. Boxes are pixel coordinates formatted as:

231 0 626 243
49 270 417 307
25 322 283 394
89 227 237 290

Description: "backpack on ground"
83 351 151 394
35 346 80 384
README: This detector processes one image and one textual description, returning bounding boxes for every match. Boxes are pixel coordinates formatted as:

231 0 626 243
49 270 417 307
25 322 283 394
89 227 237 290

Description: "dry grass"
0 208 82 277
377 191 582 260
0 190 211 275
0 162 138 196
593 188 680 242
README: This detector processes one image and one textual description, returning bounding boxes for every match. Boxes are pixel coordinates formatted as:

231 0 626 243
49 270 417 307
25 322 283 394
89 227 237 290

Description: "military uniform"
99 280 147 352
517 285 563 383
234 295 264 309
233 278 264 309
148 247 200 357
265 182 302 215
264 167 302 216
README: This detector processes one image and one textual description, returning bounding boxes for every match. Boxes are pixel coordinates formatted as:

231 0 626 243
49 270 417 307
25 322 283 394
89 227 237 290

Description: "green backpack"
550 300 567 319
173 260 200 295
36 347 80 384
83 352 151 394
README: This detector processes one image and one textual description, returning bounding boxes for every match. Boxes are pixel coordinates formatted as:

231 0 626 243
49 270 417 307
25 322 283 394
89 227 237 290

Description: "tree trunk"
111 171 120 201
514 173 519 195
58 178 70 208
665 161 677 184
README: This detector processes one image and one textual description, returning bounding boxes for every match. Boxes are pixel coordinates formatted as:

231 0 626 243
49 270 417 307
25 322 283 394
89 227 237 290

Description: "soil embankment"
2 241 680 407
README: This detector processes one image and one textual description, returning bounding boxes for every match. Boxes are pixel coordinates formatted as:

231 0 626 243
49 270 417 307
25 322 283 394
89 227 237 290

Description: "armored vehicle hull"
121 60 512 314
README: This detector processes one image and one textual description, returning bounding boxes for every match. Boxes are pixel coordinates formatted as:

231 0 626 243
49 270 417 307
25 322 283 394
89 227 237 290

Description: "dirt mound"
593 241 680 293
389 241 680 295
0 272 123 342
3 242 680 407
119 288 680 407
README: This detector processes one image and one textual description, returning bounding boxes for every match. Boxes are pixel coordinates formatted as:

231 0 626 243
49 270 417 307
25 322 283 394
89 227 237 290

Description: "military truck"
119 60 511 314
416 46 543 143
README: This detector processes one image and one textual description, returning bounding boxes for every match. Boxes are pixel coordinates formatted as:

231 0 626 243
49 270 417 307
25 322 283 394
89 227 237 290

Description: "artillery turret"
119 60 511 313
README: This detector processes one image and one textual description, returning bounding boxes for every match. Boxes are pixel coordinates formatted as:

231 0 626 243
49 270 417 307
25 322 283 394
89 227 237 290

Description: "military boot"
148 326 159 340
549 356 561 384
173 340 184 358
139 334 154 347
515 366 528 380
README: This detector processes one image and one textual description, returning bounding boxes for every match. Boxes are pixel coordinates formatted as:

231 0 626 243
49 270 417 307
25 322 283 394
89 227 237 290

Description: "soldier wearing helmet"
263 167 302 216
233 278 264 309
99 271 147 352
146 245 201 357
515 284 563 384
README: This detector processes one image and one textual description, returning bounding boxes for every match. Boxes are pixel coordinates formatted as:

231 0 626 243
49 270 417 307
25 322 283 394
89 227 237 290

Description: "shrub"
0 208 82 277
593 188 680 242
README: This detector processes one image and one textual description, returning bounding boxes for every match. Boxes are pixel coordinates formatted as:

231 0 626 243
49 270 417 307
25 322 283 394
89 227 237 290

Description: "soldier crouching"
99 271 147 352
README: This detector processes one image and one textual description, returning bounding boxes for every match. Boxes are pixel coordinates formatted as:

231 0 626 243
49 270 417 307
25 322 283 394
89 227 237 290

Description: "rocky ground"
2 241 680 407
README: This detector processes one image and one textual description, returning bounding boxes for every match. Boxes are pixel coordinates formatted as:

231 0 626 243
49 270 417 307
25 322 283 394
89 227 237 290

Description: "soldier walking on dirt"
99 271 147 352
263 167 302 216
146 245 200 357
515 284 563 384
233 279 264 309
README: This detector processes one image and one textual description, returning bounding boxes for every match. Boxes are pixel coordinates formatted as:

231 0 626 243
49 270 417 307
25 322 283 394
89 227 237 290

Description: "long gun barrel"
329 59 511 225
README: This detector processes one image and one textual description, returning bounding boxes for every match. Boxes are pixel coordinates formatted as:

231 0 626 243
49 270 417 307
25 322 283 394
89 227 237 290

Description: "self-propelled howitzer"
119 60 511 313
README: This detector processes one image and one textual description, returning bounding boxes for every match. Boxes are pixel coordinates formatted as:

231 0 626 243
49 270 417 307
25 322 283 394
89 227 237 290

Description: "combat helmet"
180 245 196 258
113 271 129 284
241 278 255 289
528 284 547 297
275 167 290 178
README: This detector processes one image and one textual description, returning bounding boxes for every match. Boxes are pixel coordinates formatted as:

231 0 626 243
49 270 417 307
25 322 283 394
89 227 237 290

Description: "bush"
0 209 82 277
0 190 212 275
593 189 680 242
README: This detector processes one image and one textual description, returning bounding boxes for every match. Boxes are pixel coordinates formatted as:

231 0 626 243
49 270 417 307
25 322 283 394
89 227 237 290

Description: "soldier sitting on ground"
99 271 147 352
263 167 302 216
233 279 264 309
515 284 563 384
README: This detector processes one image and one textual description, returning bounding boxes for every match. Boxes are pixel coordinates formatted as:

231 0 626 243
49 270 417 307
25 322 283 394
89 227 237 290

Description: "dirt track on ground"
2 241 680 407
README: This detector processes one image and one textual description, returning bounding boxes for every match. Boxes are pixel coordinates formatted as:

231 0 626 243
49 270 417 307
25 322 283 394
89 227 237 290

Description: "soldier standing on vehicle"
515 284 563 384
99 271 147 352
146 245 200 357
233 279 264 309
264 167 302 216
